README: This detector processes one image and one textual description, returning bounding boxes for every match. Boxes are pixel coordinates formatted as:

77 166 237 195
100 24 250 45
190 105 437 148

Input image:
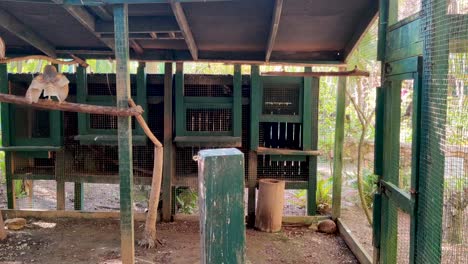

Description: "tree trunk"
357 124 373 225
255 179 285 232
138 146 164 248
0 211 7 241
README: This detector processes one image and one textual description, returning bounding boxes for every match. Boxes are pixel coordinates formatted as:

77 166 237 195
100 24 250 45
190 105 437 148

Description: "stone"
317 219 337 234
5 218 27 230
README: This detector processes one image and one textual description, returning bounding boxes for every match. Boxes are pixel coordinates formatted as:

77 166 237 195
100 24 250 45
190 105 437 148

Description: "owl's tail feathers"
25 87 42 104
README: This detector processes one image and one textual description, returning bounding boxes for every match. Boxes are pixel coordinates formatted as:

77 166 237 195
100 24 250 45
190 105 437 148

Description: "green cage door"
376 56 422 264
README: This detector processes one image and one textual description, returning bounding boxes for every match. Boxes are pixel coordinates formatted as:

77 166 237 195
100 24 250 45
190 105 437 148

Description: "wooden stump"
255 179 285 232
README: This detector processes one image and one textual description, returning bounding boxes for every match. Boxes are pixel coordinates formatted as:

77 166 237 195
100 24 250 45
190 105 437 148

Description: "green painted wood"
162 62 174 222
5 153 14 209
388 0 398 26
386 56 419 76
332 74 346 220
307 75 319 216
250 65 260 150
175 62 185 137
233 64 242 138
74 134 147 145
136 62 147 136
247 151 257 227
303 67 312 150
386 18 422 53
284 181 307 189
184 102 232 109
197 148 245 264
174 136 241 148
184 97 233 104
76 66 88 136
0 146 61 151
372 193 382 249
0 64 11 147
377 0 389 61
374 87 384 176
381 180 414 214
74 182 84 210
113 4 135 263
269 155 306 162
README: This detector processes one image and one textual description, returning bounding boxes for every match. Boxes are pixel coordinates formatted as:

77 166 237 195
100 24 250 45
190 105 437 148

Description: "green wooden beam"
56 150 66 210
113 4 135 263
74 182 84 210
331 73 346 220
96 16 180 33
162 62 174 222
377 0 389 61
233 64 242 138
249 65 260 150
197 148 245 264
76 66 88 136
170 1 198 60
175 62 184 136
0 8 56 57
265 0 283 62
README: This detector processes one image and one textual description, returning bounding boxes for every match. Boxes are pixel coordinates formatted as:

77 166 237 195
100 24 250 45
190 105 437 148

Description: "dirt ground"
0 217 358 264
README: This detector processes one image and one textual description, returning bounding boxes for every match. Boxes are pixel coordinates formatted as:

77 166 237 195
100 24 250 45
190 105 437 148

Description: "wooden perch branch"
0 93 143 116
0 55 88 67
128 98 162 148
262 67 370 77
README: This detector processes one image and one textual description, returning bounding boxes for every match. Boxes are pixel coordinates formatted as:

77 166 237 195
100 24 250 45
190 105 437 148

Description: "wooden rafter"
170 1 198 60
265 0 283 62
0 8 56 57
96 16 180 33
130 40 144 55
51 1 115 50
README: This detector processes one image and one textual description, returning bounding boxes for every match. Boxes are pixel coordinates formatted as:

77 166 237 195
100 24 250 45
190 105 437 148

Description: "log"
255 179 285 232
262 67 370 77
0 93 143 116
128 98 162 147
0 210 6 240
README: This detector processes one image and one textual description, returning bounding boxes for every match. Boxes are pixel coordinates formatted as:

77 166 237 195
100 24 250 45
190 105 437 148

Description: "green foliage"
316 176 333 206
351 169 377 209
176 188 198 214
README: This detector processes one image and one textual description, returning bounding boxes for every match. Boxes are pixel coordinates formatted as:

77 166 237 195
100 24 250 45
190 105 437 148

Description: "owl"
0 36 5 59
26 65 69 104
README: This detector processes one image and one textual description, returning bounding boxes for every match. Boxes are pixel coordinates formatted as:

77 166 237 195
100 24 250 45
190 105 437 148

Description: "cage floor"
0 217 358 264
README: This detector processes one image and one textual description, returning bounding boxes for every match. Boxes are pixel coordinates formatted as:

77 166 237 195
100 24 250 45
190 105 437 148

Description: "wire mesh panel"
262 80 301 115
259 122 302 149
186 108 232 132
184 75 233 97
418 0 467 263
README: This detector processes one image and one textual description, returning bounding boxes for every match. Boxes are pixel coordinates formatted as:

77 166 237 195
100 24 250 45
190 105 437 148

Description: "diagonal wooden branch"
129 98 161 147
0 93 143 117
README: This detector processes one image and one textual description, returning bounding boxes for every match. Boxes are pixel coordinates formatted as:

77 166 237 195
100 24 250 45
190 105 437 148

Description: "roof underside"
0 0 378 64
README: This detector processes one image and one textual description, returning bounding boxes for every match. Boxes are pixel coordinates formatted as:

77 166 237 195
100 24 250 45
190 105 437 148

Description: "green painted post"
162 62 174 222
305 67 319 216
175 62 184 137
197 148 245 264
136 62 147 136
331 73 346 220
233 64 242 138
74 182 84 210
0 63 14 209
249 65 260 150
247 152 257 227
76 66 88 136
113 4 135 263
56 149 66 210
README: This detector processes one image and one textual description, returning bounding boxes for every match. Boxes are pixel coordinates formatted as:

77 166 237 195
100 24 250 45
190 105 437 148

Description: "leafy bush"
176 188 198 214
351 169 377 209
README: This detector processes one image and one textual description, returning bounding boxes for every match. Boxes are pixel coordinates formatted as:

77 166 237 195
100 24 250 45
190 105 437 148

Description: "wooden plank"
52 1 115 50
175 62 184 136
250 65 260 150
337 218 373 264
256 147 321 156
174 136 241 147
2 209 147 222
332 73 346 220
170 2 198 60
197 148 245 264
162 62 174 222
96 16 180 33
307 76 319 216
282 215 330 226
233 64 242 137
259 115 301 123
377 0 389 61
113 4 135 263
247 151 257 227
0 8 56 57
265 0 283 62
302 67 312 150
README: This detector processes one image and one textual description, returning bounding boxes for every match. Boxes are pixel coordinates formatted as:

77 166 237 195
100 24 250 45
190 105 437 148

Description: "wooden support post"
56 150 66 210
197 148 245 264
0 63 14 209
233 64 242 138
136 62 147 136
113 4 135 263
162 62 174 222
249 65 260 150
332 71 346 220
74 182 84 210
304 67 319 216
175 62 184 136
247 151 257 228
76 66 88 135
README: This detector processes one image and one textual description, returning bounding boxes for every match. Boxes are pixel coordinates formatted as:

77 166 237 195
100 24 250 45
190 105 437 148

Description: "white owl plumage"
0 36 5 59
26 65 69 104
